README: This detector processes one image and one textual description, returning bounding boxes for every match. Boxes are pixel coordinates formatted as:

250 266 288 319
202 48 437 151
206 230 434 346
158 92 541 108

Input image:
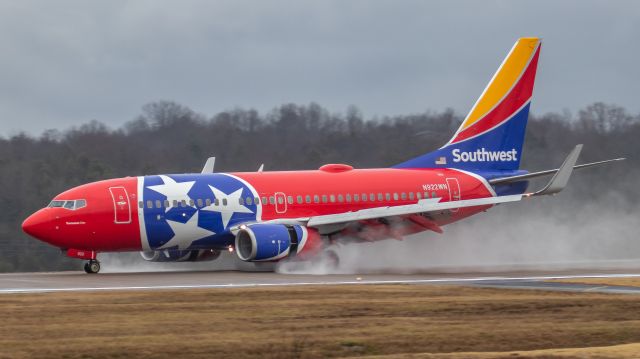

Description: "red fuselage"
22 166 498 255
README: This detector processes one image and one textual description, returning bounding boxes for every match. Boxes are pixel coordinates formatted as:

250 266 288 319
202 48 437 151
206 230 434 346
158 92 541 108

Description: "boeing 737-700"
22 37 623 273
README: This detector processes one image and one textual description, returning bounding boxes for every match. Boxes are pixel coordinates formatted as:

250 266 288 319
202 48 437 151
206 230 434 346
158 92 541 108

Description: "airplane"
22 37 624 274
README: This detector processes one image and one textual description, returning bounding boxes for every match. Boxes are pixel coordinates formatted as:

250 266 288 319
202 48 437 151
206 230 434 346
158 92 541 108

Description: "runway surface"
3 269 640 294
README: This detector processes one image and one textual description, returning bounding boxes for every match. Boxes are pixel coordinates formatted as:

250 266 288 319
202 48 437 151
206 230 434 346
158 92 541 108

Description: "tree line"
0 101 637 272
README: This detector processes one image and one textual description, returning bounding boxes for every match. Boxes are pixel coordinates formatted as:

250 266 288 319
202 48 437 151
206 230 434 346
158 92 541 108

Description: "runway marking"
2 273 640 294
583 285 610 292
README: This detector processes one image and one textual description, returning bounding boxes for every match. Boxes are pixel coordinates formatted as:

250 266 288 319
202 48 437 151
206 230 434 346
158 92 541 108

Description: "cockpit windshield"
47 199 87 210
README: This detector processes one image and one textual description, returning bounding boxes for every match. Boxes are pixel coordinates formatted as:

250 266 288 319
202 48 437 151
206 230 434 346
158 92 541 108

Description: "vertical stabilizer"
394 37 541 171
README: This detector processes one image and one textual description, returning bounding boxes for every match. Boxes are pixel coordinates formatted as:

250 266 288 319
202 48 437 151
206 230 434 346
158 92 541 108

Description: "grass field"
553 276 640 288
2 284 640 358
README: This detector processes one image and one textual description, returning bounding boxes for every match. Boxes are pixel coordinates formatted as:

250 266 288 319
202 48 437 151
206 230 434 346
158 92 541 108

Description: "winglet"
530 145 582 196
201 157 216 173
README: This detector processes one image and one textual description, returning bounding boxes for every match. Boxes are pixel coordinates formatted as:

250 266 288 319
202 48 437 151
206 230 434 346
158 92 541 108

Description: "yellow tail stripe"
461 37 540 130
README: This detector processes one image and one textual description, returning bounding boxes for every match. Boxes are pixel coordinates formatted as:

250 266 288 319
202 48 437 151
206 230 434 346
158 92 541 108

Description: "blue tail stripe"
393 102 530 171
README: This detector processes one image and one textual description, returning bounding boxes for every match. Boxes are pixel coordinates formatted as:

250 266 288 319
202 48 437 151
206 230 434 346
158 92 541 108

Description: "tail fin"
394 37 541 171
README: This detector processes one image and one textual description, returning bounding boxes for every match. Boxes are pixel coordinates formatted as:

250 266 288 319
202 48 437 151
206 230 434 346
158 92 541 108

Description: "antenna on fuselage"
257 164 264 172
202 157 216 173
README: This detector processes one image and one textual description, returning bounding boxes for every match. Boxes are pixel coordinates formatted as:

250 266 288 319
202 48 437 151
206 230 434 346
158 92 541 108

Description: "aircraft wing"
231 145 583 234
305 195 521 227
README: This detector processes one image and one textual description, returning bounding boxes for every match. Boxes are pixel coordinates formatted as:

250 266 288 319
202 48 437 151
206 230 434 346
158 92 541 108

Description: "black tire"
85 260 100 274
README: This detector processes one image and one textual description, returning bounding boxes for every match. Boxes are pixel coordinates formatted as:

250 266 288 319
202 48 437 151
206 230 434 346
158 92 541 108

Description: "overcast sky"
1 1 639 136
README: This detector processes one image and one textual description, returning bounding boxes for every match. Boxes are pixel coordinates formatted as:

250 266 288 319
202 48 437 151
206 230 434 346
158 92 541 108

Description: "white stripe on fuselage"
137 176 151 251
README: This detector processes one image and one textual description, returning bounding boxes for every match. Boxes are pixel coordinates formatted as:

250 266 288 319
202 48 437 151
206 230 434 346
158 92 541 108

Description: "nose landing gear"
83 260 101 274
66 249 101 274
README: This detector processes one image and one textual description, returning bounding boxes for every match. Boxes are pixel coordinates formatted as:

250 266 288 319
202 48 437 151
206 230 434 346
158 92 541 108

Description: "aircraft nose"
22 210 51 241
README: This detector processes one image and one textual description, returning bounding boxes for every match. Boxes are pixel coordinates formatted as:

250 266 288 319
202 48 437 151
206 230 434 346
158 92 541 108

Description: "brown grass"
361 343 640 358
1 285 640 358
552 277 640 288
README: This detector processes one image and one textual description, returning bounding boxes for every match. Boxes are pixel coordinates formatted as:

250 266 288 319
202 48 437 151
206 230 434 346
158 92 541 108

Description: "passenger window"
369 193 375 201
313 195 319 203
385 193 391 201
401 193 407 200
393 193 399 201
205 199 212 206
164 200 170 208
146 200 153 209
409 192 414 200
255 197 260 205
173 200 179 207
416 192 422 199
197 199 203 207
246 197 253 205
138 201 143 208
269 196 275 204
155 200 162 209
345 194 350 202
424 192 429 199
354 194 360 202
277 196 283 204
306 195 312 204
189 199 194 207
222 199 228 206
377 193 383 201
262 197 268 204
329 195 335 203
432 191 437 198
297 195 303 204
214 198 220 206
180 200 187 207
322 195 328 203
239 197 244 205
287 196 293 204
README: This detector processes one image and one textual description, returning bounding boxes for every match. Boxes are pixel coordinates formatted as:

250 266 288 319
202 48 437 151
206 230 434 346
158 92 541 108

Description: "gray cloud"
1 0 639 135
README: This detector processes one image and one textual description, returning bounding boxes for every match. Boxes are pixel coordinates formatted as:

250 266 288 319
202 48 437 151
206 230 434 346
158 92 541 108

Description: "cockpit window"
48 200 65 208
48 199 87 210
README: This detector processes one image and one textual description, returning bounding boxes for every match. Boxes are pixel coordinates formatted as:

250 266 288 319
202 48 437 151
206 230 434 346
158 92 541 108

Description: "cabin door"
109 186 132 224
445 178 461 213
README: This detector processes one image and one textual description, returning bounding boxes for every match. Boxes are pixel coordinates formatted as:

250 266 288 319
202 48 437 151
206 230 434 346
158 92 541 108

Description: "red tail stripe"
451 46 541 144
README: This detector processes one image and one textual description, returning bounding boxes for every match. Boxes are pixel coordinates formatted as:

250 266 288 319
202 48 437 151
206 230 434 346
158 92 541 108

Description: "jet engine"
235 224 322 261
140 249 221 262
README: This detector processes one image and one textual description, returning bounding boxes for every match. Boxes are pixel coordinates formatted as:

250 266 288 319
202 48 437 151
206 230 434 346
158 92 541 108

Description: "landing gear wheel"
84 260 101 274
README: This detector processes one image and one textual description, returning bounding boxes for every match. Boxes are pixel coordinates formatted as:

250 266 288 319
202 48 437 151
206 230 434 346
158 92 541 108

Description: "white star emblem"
147 175 195 212
159 212 215 250
202 185 253 229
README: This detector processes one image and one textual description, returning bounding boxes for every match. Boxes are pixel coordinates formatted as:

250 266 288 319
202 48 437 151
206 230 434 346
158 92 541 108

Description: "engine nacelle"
140 249 221 262
235 224 322 261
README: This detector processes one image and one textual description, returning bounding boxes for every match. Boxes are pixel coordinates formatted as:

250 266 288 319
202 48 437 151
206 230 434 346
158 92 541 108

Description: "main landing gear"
84 260 101 274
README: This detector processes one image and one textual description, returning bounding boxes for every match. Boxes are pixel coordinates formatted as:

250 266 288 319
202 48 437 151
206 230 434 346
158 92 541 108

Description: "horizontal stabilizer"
489 157 625 185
